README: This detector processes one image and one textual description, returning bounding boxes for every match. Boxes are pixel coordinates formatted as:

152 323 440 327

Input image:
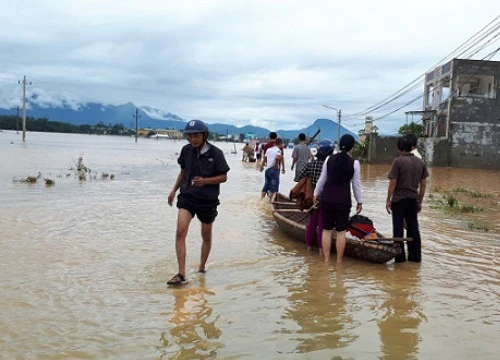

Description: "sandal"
167 273 187 286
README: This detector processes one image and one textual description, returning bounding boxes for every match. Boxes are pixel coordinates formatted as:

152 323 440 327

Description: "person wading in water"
167 120 230 285
314 134 363 264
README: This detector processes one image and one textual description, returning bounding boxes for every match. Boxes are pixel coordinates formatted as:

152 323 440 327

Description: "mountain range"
0 101 357 141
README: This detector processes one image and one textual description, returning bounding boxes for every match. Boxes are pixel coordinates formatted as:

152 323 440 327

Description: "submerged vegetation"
13 172 43 184
428 186 496 232
12 156 115 186
465 220 490 232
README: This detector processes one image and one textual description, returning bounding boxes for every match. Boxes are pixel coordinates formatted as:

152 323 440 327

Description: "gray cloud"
0 0 498 133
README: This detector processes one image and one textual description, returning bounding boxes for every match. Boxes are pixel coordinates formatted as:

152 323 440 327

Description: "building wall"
448 59 500 169
421 138 450 167
368 134 400 164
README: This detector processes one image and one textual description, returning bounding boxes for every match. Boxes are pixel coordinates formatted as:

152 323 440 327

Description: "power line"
346 26 500 127
373 46 500 122
344 15 500 119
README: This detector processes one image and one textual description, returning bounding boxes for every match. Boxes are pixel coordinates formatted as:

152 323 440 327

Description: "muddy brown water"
0 131 498 359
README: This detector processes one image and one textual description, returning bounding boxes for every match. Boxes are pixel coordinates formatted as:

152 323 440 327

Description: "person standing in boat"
314 134 363 264
386 136 428 263
296 139 335 255
291 133 313 182
260 138 284 202
167 119 230 285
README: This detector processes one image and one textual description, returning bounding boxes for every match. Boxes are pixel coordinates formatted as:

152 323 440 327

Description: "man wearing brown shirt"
386 135 429 263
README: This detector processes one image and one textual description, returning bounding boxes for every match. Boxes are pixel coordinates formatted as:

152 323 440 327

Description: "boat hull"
272 194 401 264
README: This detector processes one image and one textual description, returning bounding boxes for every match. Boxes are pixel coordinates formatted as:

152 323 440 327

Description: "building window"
457 75 495 99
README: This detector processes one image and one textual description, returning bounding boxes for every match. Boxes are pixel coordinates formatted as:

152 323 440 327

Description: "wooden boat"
271 193 403 264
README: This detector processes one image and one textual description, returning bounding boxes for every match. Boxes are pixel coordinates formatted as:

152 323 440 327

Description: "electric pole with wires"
133 108 141 142
18 76 31 142
323 104 342 147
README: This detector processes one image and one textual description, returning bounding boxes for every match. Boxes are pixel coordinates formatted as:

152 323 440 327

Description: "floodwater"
0 131 498 360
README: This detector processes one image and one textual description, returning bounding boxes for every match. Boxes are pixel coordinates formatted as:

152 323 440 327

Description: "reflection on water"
286 263 355 353
0 131 499 359
158 277 222 359
378 266 423 360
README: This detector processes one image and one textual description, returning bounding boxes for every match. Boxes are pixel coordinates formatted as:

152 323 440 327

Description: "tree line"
0 115 133 135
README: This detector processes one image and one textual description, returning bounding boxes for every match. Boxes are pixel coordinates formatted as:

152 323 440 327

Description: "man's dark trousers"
391 198 422 262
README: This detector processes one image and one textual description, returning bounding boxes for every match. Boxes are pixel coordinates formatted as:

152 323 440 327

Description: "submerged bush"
465 220 490 232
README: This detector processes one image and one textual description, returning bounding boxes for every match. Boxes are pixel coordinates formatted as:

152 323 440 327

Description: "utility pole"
322 104 342 149
337 109 342 146
18 76 32 142
133 108 141 142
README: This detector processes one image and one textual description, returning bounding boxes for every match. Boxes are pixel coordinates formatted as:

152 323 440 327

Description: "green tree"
353 136 369 160
398 122 424 136
110 123 125 135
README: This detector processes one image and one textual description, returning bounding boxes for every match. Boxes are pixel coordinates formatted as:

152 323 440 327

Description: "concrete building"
421 58 500 169
136 128 183 139
358 116 378 144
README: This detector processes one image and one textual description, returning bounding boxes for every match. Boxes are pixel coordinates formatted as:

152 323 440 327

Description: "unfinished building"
421 58 500 169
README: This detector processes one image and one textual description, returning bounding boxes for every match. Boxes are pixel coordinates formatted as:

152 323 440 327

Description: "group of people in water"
166 119 428 285
259 131 427 265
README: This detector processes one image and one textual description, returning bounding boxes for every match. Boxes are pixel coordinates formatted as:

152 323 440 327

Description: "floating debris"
13 158 116 186
44 178 55 186
25 176 38 184
12 172 42 184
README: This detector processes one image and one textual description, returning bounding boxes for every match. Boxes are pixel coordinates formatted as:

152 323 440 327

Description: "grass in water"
429 187 495 233
465 220 490 232
452 187 490 198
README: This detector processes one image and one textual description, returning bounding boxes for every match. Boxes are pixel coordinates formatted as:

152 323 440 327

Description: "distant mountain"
0 101 356 141
277 119 357 143
0 101 187 130
207 123 271 138
206 119 357 140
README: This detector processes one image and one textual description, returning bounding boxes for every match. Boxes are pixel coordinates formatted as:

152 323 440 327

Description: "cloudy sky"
0 1 498 133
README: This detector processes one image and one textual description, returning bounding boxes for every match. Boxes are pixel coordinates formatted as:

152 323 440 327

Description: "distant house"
137 128 183 139
244 132 258 140
136 128 152 136
92 122 108 135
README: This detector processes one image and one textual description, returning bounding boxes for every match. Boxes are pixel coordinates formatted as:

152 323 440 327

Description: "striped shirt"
297 158 326 188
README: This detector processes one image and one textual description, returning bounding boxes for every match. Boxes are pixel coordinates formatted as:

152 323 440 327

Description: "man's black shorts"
177 194 219 224
321 203 351 231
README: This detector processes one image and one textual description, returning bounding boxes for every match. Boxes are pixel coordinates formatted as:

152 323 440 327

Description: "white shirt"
314 155 363 204
265 145 282 170
411 148 422 159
